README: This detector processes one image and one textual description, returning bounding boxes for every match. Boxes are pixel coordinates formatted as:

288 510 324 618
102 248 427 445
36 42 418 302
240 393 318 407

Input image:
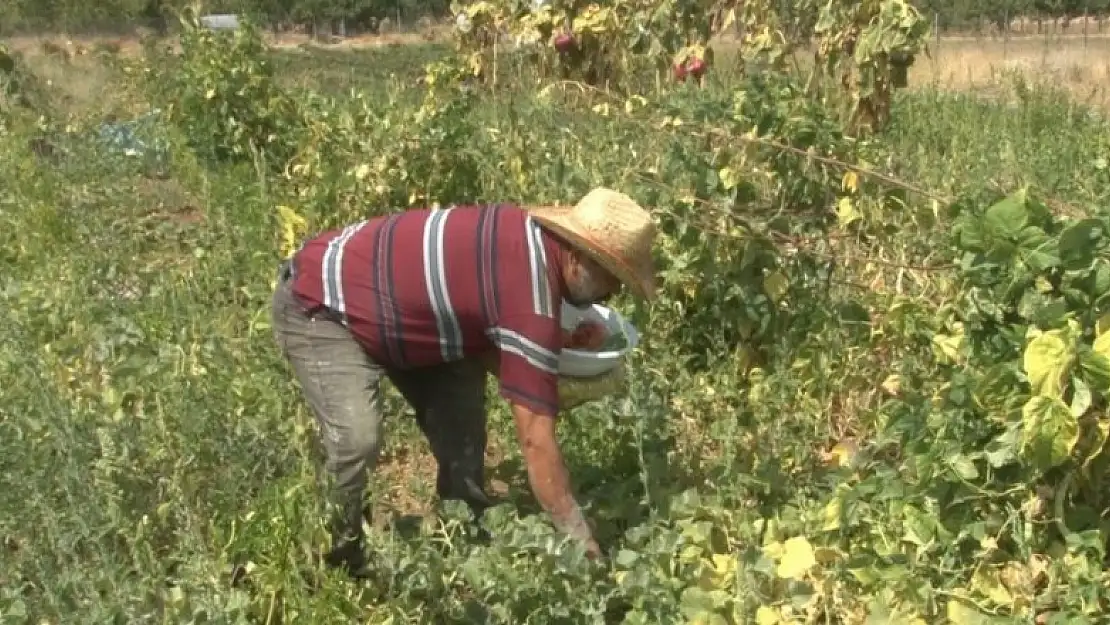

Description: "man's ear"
563 251 584 281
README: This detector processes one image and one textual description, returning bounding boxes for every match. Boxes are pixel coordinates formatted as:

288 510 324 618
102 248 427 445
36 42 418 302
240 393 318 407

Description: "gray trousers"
271 261 493 546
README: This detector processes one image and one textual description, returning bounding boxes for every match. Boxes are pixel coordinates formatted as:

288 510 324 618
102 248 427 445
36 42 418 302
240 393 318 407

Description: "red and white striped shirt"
289 204 569 416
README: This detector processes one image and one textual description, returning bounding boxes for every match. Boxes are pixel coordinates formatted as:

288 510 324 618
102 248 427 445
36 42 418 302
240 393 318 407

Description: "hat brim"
529 205 657 301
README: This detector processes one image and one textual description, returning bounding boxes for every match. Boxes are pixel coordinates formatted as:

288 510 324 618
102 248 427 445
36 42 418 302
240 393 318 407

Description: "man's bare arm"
510 402 600 556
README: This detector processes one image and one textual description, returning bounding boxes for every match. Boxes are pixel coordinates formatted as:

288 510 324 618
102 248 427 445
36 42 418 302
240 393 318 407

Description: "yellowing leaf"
945 597 990 624
464 1 496 18
679 545 703 562
734 346 755 375
841 170 859 193
848 566 877 585
1023 330 1074 398
824 439 858 468
1093 329 1110 360
697 553 737 591
710 553 735 578
755 605 780 625
763 270 789 303
813 546 840 565
774 536 816 580
719 166 740 191
276 205 307 258
466 53 483 76
686 612 729 625
998 561 1037 604
1082 419 1110 468
881 374 902 396
932 324 966 364
1097 312 1110 336
820 497 842 531
762 539 783 560
1021 395 1078 470
970 568 1014 607
836 196 860 227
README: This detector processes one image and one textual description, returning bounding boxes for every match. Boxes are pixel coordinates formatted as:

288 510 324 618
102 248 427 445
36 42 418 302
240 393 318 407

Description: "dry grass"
910 35 1110 108
1 29 444 56
20 53 127 116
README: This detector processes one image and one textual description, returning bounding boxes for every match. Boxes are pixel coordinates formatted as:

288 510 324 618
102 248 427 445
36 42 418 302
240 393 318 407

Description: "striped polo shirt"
289 204 569 416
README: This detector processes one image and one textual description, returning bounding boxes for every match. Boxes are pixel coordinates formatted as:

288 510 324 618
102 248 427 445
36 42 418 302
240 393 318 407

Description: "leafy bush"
146 10 305 168
285 62 484 225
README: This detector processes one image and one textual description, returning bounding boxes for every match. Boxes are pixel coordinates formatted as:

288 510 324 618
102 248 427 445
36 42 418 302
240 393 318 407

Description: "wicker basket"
558 360 629 409
481 352 630 410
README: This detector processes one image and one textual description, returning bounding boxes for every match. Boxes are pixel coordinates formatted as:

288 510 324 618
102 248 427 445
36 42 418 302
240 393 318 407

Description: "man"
270 187 657 578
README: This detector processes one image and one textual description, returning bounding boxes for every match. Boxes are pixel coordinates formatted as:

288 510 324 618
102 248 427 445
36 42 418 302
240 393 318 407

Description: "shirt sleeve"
487 313 562 417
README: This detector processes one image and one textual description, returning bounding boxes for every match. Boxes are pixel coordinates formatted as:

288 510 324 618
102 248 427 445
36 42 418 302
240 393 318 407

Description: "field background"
3 3 1110 624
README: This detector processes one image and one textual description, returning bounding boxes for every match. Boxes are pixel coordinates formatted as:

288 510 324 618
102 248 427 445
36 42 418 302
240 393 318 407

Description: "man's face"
565 252 621 308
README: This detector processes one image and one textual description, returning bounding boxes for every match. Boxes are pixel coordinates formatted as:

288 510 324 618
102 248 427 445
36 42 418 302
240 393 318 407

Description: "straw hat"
529 188 658 300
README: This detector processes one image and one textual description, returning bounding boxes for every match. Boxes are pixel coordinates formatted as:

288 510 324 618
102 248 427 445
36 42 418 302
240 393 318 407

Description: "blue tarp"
96 109 170 167
199 14 240 31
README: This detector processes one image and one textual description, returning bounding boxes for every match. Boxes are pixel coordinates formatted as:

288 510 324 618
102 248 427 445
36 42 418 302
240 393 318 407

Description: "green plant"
148 9 305 168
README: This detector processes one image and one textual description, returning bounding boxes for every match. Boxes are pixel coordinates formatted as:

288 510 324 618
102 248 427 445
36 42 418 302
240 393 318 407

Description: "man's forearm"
512 403 594 543
522 447 591 540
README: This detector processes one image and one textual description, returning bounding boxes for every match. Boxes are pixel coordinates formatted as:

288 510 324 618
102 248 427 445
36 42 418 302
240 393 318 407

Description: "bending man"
270 188 657 578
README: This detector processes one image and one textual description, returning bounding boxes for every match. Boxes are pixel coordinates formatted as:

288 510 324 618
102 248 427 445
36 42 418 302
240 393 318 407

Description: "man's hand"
510 402 599 554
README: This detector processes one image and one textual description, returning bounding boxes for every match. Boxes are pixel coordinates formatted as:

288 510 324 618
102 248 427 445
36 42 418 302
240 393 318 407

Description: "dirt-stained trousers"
270 260 493 548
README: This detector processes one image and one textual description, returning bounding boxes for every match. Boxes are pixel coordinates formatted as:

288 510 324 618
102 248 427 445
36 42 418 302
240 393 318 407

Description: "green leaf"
680 587 730 616
1016 226 1060 272
952 215 987 252
1018 291 1069 328
1058 218 1106 269
1090 263 1110 307
984 424 1021 468
1079 350 1110 394
983 190 1030 240
949 454 979 480
1023 330 1075 398
1020 395 1079 470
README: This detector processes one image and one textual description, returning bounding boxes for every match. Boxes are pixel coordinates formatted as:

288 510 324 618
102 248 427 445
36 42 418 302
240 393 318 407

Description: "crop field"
3 9 1110 624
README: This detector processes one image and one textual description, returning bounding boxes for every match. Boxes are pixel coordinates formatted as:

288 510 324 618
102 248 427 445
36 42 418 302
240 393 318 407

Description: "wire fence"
929 12 1110 46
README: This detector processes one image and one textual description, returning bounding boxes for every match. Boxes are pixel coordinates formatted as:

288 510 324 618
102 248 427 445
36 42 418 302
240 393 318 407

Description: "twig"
769 231 957 272
700 127 950 203
546 80 617 98
553 84 1092 218
625 172 958 272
